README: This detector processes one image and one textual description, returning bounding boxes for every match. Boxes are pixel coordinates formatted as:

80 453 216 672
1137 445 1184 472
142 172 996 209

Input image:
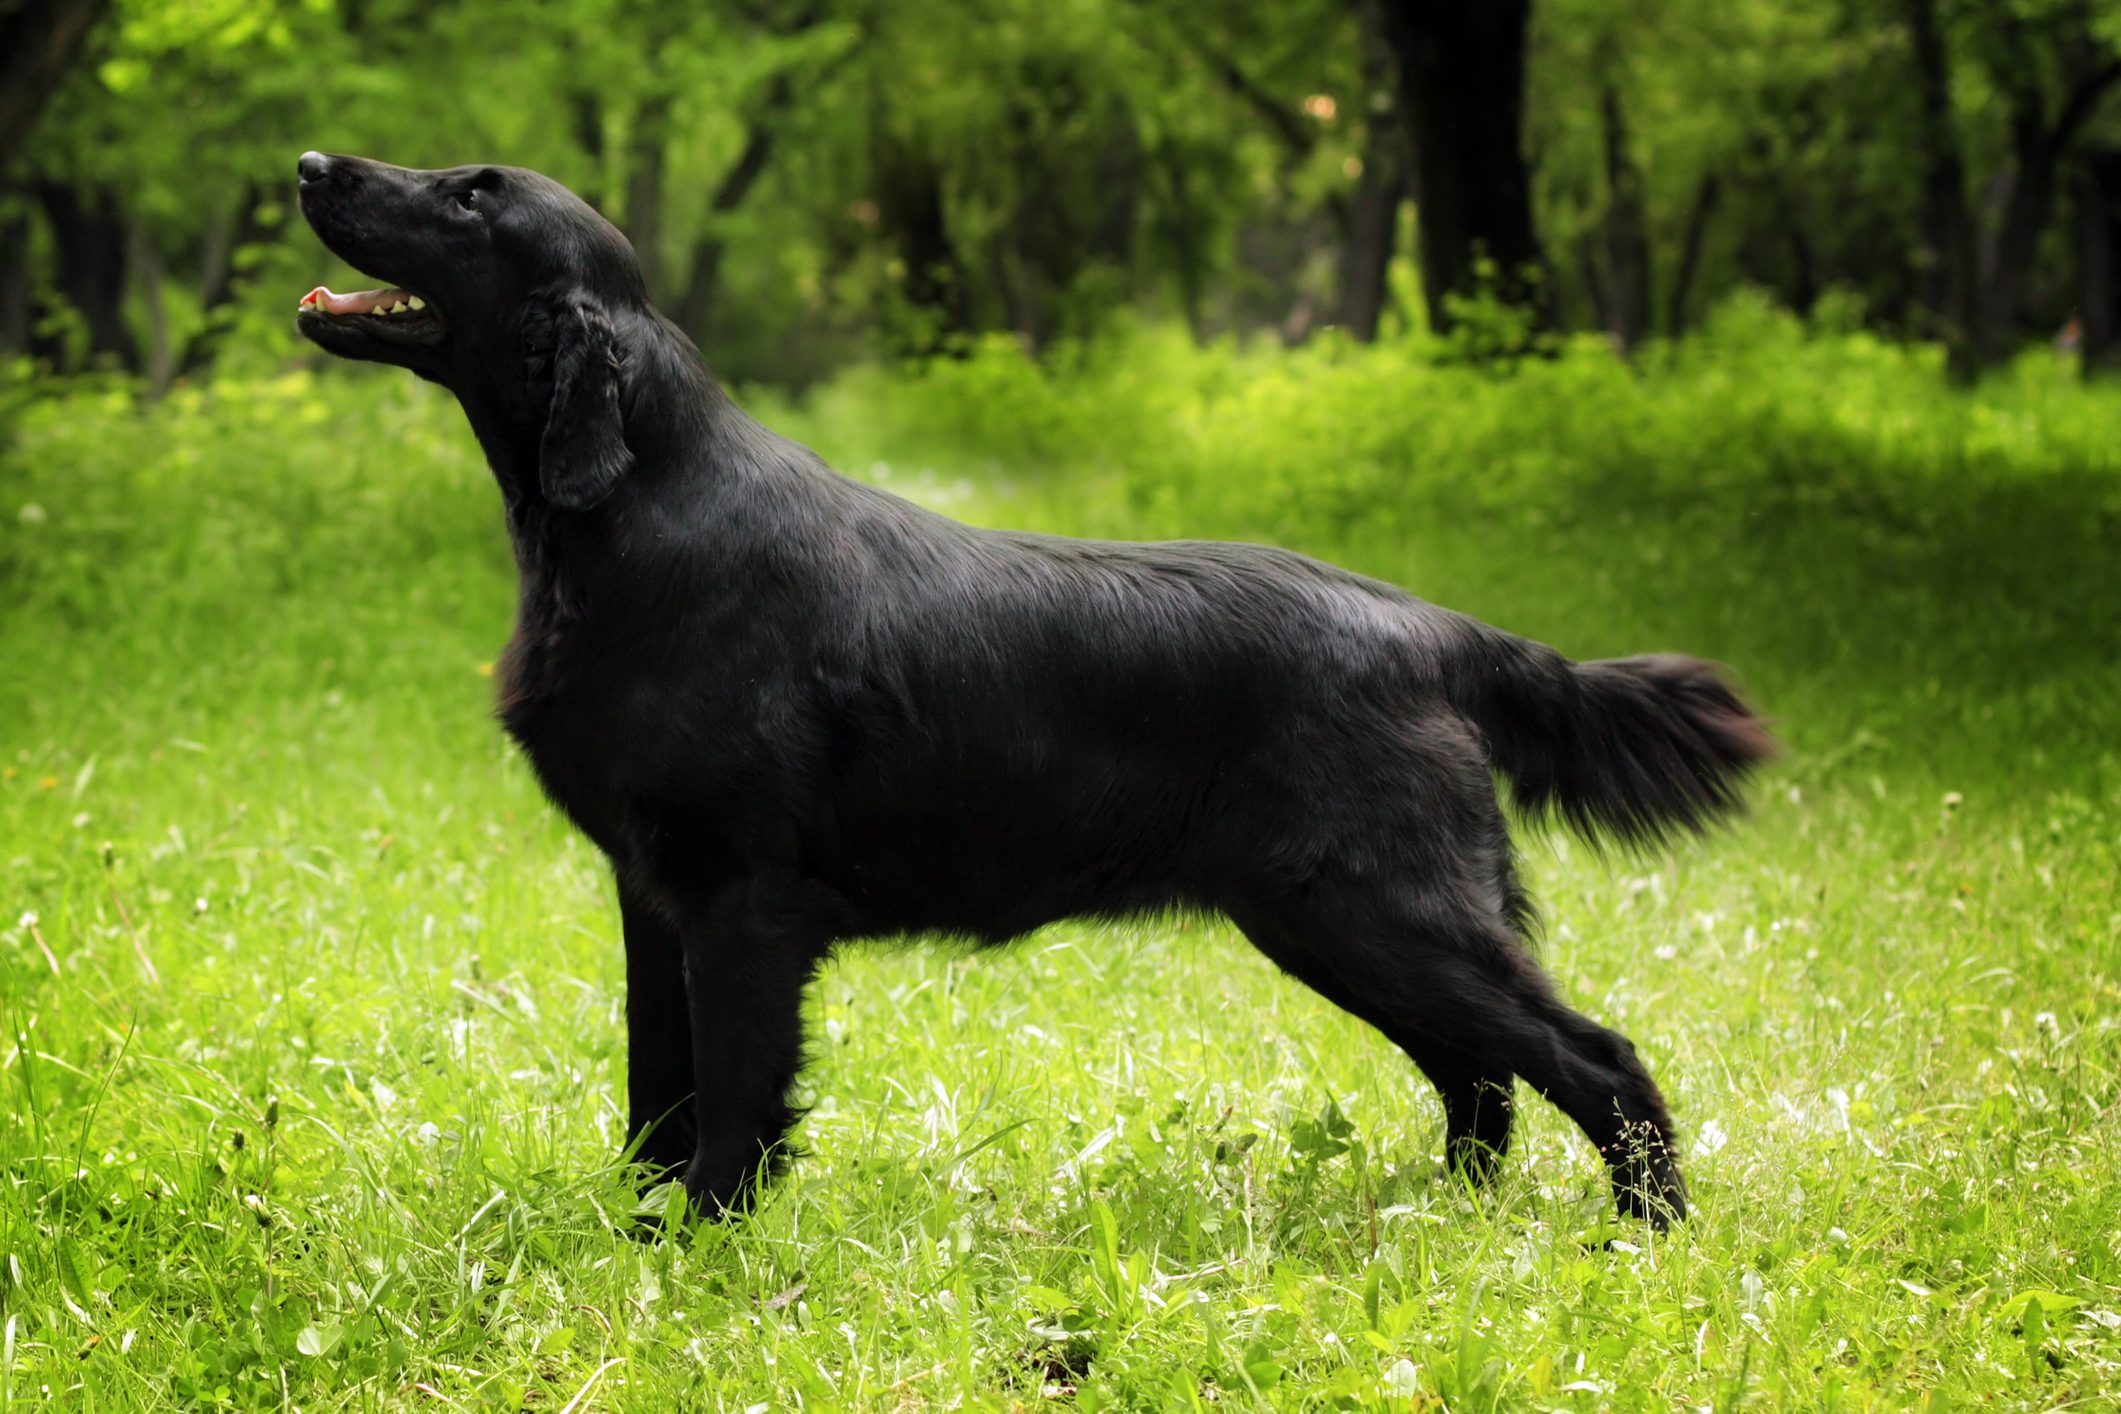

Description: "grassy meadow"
1 307 2119 1409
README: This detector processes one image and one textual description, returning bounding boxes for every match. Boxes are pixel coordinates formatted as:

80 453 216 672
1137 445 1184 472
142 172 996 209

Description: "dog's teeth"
407 296 425 311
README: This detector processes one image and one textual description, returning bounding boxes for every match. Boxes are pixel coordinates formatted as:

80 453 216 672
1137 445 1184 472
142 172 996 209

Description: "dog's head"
295 151 641 509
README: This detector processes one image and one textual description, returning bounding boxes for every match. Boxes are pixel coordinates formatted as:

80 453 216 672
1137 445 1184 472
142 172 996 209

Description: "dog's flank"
294 149 1771 1228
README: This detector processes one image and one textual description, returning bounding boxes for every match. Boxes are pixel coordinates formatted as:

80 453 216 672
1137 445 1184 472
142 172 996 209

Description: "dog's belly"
819 816 1175 943
805 733 1303 943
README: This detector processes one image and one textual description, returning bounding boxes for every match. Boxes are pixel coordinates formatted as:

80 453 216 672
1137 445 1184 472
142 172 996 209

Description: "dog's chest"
491 609 765 855
489 571 635 828
494 640 652 856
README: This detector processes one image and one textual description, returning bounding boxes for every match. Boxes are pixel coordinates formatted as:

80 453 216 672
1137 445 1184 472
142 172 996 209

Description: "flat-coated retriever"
295 151 1771 1227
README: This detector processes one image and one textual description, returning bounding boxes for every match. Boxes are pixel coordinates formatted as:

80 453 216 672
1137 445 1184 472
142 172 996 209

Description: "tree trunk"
1972 115 2056 366
129 215 172 394
0 0 110 176
1153 147 1208 343
1599 81 1652 352
1577 230 1611 335
1784 205 1819 318
188 189 259 369
623 93 674 300
2077 148 2121 374
672 78 796 339
1665 172 1720 338
665 0 838 338
1903 0 1976 378
36 181 136 370
571 93 608 210
1966 14 2121 369
1336 148 1404 341
176 182 271 380
875 138 969 347
195 190 238 311
669 124 773 337
1336 0 1404 341
1373 0 1549 335
0 205 30 353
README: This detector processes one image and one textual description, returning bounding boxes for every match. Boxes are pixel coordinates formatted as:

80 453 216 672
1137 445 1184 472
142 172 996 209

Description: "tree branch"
2049 56 2121 156
1194 42 1315 158
673 26 855 331
709 90 788 217
1115 2 1314 160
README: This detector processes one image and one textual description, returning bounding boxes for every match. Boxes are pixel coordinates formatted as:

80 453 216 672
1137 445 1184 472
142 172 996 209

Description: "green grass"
1 314 2118 1409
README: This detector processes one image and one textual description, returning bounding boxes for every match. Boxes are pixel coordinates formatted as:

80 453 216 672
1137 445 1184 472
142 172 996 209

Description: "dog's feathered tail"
1448 629 1776 849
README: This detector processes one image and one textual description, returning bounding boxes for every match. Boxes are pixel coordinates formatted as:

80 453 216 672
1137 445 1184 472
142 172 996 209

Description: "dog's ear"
526 294 633 511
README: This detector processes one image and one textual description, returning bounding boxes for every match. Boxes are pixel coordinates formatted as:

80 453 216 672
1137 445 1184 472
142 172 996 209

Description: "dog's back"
664 445 1767 953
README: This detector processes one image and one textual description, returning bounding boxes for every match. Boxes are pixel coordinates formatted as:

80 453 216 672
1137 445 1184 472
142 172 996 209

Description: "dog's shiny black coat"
297 152 1772 1225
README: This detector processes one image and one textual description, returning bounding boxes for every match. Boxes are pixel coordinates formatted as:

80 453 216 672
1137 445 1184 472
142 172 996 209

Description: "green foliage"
1438 258 1559 363
2 328 2120 1406
15 0 2121 379
10 0 1371 381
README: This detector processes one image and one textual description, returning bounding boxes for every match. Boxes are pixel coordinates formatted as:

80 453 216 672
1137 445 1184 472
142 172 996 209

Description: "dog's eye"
455 189 480 212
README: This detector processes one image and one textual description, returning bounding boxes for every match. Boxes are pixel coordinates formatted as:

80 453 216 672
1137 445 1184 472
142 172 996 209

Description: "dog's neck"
455 395 545 507
448 306 739 593
448 307 719 508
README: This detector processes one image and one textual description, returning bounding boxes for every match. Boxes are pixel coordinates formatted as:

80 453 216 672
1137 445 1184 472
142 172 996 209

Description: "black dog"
295 151 1770 1226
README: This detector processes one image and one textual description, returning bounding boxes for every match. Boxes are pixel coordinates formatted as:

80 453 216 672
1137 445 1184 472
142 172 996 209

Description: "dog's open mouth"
297 283 444 345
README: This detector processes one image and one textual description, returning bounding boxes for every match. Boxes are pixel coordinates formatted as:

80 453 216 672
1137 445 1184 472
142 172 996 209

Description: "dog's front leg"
618 880 697 1181
677 875 832 1219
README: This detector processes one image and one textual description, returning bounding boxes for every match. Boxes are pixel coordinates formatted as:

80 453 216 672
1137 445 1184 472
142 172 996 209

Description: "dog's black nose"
298 151 330 184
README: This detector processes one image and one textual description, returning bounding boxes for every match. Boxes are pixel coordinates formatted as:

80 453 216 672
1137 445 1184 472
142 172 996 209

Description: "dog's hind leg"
1230 901 1517 1185
1232 883 1686 1225
1507 974 1688 1225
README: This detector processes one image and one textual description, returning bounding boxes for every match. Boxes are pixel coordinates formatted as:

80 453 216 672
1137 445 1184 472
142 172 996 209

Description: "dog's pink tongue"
301 285 407 315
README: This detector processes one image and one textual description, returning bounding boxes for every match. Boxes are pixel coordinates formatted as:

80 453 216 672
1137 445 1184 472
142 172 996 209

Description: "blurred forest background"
7 4 2121 1406
10 0 2121 386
